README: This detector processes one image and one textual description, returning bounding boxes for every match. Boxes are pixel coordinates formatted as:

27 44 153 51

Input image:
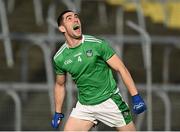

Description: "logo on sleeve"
86 49 93 57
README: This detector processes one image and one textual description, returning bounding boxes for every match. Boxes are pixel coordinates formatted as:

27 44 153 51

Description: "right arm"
54 74 66 113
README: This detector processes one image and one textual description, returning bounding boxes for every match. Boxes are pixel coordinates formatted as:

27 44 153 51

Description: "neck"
65 35 82 48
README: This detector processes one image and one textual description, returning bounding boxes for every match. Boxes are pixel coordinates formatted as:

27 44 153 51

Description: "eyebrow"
65 15 72 20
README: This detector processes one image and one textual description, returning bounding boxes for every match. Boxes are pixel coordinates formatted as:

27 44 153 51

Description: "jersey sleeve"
98 39 116 61
52 59 66 75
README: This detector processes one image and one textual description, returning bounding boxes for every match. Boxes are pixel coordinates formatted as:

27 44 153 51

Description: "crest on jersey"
122 111 129 118
86 49 93 57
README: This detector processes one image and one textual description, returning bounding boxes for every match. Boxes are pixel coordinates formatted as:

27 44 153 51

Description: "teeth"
73 24 79 30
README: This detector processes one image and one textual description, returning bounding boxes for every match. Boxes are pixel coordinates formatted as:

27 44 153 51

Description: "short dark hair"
57 10 74 27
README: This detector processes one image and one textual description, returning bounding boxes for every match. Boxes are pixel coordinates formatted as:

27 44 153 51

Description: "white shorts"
70 93 132 127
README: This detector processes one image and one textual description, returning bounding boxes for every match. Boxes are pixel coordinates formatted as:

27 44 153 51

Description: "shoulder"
53 43 67 61
83 35 104 44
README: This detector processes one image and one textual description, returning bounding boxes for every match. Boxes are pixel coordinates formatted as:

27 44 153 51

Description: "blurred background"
0 0 180 131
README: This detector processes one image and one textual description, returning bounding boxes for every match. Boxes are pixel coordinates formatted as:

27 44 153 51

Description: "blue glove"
51 112 64 128
132 94 147 114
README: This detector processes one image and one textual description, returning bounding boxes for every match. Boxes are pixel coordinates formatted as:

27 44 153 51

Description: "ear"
59 25 66 33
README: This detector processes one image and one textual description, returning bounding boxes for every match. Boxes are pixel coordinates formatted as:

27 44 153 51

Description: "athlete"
51 10 147 131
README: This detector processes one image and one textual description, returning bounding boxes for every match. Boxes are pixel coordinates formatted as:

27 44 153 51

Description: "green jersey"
53 35 117 105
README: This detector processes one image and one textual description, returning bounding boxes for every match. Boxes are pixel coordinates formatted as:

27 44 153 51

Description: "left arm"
107 54 147 114
106 54 138 96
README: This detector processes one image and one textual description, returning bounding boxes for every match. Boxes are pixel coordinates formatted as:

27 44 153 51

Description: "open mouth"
73 24 80 30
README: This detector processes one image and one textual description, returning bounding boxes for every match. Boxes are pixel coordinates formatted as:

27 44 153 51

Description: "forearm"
54 83 65 113
118 66 138 96
106 54 138 96
51 75 66 128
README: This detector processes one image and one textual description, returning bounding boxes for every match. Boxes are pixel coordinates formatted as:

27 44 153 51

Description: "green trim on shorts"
111 93 133 124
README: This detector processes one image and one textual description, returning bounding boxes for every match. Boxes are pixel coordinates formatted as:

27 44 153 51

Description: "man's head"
57 10 73 27
57 10 82 39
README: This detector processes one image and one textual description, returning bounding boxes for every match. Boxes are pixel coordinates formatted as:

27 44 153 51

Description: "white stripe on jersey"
84 35 102 43
54 44 67 59
85 39 102 43
84 35 101 40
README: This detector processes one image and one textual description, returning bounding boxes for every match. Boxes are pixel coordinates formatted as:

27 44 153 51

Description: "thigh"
116 121 136 131
95 93 133 127
64 116 94 131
